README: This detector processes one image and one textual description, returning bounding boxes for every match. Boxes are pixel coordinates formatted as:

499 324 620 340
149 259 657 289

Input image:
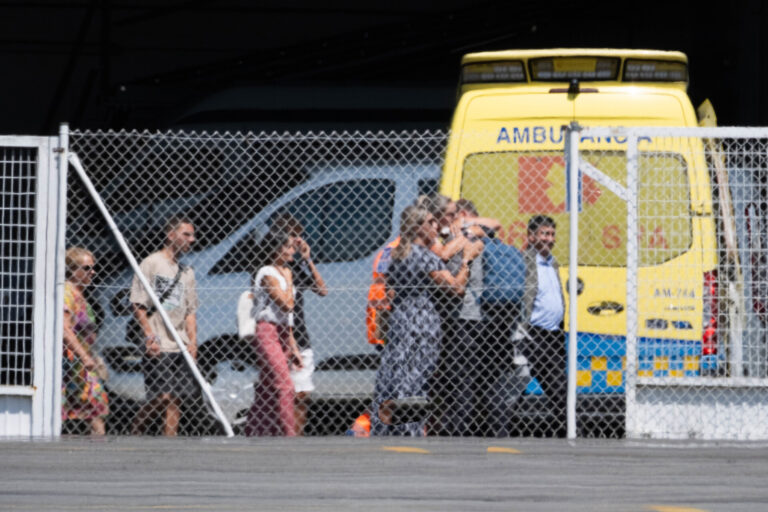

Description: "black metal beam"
41 0 98 134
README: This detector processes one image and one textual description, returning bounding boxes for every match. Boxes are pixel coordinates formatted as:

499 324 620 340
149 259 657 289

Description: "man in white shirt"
520 215 566 437
130 215 198 436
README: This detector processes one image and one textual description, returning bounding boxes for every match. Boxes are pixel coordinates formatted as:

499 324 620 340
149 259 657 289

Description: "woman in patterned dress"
370 205 480 436
62 247 109 434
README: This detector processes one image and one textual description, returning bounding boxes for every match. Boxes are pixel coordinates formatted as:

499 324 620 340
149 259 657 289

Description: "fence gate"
0 135 65 436
576 126 768 440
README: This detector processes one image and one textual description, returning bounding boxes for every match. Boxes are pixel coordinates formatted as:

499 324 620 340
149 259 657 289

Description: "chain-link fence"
60 127 768 439
577 127 768 440
64 129 447 436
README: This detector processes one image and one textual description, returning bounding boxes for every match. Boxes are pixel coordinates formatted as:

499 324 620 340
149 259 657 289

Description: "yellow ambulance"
440 49 740 397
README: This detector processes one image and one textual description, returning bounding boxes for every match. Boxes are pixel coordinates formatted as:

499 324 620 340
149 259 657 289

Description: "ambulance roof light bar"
461 61 526 84
623 59 688 82
460 50 689 86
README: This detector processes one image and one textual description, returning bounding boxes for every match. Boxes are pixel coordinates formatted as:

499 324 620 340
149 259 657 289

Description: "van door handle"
587 301 624 316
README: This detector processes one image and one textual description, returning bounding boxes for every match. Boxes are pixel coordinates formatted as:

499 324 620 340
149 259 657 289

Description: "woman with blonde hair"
62 247 109 434
370 205 481 436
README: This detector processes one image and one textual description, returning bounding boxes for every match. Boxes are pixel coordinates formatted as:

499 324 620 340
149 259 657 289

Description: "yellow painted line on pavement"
646 506 710 512
487 446 521 454
381 446 430 454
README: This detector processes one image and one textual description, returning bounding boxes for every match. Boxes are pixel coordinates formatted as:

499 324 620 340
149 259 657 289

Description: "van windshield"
460 150 692 266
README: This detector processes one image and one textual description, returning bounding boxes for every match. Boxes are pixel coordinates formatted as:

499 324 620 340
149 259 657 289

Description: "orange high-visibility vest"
366 237 400 345
347 411 371 437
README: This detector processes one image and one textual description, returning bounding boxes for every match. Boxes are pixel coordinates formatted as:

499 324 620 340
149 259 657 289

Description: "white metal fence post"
566 122 581 439
625 132 639 438
30 136 54 437
52 123 69 437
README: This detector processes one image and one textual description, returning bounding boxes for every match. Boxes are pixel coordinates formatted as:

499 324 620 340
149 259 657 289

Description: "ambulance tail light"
702 270 718 355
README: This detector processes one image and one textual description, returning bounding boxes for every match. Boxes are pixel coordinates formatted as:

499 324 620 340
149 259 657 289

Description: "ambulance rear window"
460 150 692 267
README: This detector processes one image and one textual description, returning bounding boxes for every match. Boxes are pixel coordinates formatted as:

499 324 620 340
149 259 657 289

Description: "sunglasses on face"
78 265 95 272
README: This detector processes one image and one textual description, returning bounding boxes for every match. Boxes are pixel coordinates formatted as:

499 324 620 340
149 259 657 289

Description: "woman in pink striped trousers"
245 231 303 436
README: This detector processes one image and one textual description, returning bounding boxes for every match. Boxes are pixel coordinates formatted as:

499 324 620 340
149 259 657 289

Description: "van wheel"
197 336 259 432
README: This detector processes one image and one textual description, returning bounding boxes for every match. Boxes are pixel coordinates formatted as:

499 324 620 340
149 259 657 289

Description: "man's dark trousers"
524 325 567 437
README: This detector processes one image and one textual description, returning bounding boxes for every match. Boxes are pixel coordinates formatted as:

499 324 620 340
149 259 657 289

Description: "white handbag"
236 290 256 339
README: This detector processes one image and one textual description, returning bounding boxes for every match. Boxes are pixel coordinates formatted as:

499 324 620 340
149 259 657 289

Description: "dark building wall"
0 1 765 134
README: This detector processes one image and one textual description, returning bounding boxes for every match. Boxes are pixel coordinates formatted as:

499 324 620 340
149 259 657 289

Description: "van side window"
210 178 396 274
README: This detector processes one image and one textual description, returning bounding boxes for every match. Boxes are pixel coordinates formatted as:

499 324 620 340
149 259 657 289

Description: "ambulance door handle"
587 301 625 316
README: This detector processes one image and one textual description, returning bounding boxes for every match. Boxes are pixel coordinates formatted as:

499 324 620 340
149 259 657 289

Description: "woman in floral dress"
370 205 479 436
62 247 109 434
